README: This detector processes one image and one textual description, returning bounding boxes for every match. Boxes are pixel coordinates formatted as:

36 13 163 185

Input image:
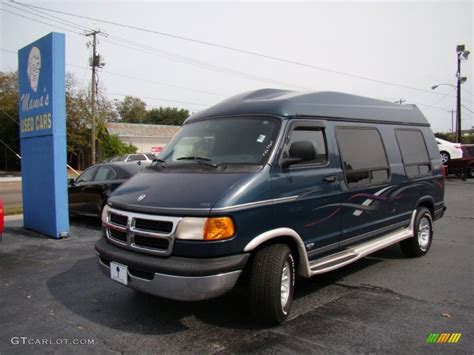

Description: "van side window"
336 127 389 187
395 129 431 178
283 127 327 165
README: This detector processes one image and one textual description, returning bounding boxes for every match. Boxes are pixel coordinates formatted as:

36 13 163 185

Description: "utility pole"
86 30 100 165
455 45 470 143
449 109 454 133
394 99 406 104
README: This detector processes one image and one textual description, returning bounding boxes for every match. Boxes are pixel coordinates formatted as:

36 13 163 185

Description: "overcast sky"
1 0 473 132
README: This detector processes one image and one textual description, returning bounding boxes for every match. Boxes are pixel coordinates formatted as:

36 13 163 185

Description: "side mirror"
68 178 75 186
281 157 303 169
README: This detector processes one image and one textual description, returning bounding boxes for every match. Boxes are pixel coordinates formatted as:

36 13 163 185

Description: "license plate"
110 261 128 285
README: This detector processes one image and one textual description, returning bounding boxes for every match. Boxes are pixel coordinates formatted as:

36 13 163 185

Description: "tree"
116 96 147 123
146 106 189 125
100 131 137 158
0 71 20 171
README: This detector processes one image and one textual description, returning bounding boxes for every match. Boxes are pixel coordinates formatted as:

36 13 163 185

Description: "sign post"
18 32 69 238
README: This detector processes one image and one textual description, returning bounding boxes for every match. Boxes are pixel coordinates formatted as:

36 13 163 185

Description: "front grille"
110 213 128 227
109 228 127 242
134 218 173 234
104 207 180 256
134 235 169 250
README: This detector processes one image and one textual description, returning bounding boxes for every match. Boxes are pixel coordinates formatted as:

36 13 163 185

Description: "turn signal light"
203 217 235 241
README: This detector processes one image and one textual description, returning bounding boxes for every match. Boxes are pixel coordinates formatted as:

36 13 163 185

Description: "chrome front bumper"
97 256 242 301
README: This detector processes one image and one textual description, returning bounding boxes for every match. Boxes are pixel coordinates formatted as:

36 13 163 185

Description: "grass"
4 206 23 216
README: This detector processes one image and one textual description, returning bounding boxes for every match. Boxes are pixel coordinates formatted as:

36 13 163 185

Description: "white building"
105 122 180 154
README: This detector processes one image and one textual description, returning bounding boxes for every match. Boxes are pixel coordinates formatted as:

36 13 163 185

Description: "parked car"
447 144 474 179
68 162 145 217
96 89 445 325
103 153 157 163
436 138 463 164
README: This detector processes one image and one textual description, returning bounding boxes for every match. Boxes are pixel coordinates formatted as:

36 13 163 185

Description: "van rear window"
395 129 431 178
336 127 390 187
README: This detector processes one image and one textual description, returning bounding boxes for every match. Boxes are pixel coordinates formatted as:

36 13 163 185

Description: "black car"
68 162 145 217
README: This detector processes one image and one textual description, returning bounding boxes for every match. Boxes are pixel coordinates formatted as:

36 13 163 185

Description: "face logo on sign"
27 46 41 92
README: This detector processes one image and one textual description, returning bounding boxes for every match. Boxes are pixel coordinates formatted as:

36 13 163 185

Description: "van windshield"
159 116 280 166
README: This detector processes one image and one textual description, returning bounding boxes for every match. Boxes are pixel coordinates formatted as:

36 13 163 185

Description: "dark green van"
96 89 445 324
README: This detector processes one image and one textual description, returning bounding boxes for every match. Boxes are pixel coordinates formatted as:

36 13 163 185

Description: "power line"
101 36 311 90
0 48 16 54
13 1 448 96
67 64 226 98
0 8 83 35
0 107 19 126
462 104 473 114
2 1 91 33
3 3 305 92
2 46 469 115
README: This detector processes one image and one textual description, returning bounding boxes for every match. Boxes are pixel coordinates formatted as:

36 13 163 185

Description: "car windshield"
159 117 280 166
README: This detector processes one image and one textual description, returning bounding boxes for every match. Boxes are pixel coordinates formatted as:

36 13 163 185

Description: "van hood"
108 170 251 216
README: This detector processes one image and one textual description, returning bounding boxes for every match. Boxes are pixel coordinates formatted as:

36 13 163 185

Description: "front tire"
249 244 295 325
400 207 433 257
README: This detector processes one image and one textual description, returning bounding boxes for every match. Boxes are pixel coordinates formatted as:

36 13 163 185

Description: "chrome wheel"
440 152 450 164
280 261 291 311
418 217 431 251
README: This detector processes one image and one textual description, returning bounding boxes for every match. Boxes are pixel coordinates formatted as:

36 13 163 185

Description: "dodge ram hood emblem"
137 194 146 202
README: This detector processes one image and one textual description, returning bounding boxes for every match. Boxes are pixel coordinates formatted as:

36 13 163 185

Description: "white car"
436 138 463 164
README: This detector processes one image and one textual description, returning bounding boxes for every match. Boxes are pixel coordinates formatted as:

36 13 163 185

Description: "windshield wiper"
176 156 218 168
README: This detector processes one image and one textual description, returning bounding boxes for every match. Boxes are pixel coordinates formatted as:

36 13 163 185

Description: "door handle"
323 175 337 183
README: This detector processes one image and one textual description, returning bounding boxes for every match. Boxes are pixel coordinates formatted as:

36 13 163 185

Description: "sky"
1 0 473 132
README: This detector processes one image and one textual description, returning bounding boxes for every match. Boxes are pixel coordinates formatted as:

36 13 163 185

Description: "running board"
308 215 416 276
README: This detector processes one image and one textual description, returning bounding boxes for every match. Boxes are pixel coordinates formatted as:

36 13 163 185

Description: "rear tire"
400 207 433 257
440 151 450 164
249 244 295 325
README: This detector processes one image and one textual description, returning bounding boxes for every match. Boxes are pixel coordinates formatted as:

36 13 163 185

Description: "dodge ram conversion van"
96 89 445 325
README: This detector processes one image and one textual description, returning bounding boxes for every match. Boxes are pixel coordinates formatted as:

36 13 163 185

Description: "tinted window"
336 127 389 187
94 167 116 181
128 154 146 161
146 154 156 160
76 167 96 183
396 130 431 178
283 127 327 165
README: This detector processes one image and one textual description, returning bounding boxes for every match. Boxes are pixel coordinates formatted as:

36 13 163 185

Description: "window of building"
395 129 431 178
282 127 328 166
336 127 390 187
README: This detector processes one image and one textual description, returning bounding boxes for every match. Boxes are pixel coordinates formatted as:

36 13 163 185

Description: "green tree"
100 130 137 158
147 106 189 125
0 71 20 171
116 96 147 123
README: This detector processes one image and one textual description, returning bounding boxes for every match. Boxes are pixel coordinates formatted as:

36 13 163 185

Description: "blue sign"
18 32 69 238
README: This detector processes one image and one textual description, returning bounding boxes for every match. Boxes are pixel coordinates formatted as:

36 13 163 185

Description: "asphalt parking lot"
0 179 472 354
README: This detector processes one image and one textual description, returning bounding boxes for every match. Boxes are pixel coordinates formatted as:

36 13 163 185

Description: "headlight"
101 204 110 224
175 217 207 240
176 217 235 241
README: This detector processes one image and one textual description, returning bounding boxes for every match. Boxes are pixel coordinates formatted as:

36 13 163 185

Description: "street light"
455 44 470 143
431 80 466 91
